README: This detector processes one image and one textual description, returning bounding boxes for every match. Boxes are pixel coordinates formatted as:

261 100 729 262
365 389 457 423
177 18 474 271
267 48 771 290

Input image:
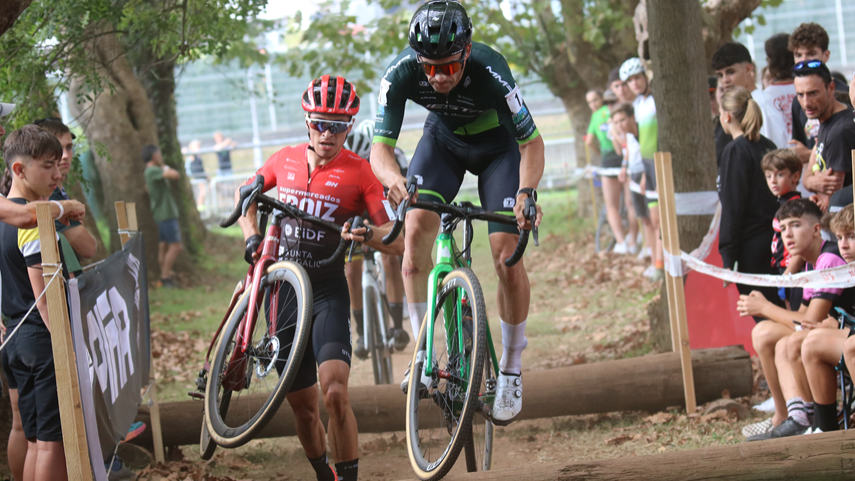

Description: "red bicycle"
194 175 350 458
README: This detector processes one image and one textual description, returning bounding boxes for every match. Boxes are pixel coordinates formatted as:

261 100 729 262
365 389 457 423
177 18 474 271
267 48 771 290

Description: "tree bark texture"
437 430 855 480
0 0 33 38
130 346 751 448
69 27 163 279
646 0 722 350
139 54 207 260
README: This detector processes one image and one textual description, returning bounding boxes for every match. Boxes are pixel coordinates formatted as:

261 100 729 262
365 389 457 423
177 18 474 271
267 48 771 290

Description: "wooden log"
130 346 751 448
435 429 855 480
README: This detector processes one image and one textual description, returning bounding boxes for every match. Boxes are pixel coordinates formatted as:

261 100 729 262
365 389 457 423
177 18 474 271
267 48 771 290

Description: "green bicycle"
382 178 538 480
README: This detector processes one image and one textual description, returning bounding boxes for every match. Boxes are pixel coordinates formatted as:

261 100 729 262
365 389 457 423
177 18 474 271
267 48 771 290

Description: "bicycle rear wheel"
405 267 487 480
205 261 312 448
366 285 394 385
594 205 616 253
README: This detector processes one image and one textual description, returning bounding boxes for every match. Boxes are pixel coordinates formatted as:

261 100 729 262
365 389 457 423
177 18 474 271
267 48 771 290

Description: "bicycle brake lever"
525 198 539 247
346 216 364 263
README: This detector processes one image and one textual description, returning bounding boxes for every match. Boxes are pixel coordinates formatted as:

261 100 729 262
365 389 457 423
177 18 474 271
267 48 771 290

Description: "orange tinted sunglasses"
418 57 465 77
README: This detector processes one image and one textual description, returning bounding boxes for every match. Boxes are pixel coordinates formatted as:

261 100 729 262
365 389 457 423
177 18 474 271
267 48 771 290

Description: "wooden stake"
115 201 165 463
36 203 93 480
653 152 697 414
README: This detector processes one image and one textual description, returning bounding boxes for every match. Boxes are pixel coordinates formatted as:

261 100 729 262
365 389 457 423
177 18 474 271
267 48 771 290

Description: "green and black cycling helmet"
408 1 473 59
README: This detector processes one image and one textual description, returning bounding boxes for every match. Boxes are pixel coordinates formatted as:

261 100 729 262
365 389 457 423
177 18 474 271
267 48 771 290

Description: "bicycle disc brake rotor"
254 336 280 379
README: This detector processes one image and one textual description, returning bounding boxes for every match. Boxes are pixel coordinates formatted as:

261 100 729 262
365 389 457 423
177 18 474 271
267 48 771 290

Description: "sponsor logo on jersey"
287 172 296 180
419 81 430 87
464 76 471 87
282 224 328 241
424 104 483 114
414 175 424 185
486 66 512 92
503 197 515 208
377 104 385 116
325 181 339 187
512 105 530 125
378 78 392 106
329 175 340 179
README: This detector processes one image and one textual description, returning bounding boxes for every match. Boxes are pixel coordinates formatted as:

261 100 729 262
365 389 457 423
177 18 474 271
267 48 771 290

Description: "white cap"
0 103 15 118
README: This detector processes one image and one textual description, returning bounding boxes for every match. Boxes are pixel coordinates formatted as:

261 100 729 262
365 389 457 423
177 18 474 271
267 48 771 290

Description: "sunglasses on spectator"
417 56 465 77
305 116 353 135
793 60 824 72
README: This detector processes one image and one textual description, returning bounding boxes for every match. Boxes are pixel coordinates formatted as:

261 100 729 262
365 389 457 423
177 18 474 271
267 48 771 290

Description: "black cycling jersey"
373 42 539 148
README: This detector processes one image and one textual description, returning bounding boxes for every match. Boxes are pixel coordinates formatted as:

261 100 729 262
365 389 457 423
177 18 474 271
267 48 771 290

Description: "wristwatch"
516 188 537 202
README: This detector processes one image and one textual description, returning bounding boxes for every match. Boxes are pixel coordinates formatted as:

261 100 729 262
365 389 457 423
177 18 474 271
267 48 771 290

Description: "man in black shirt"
794 60 855 211
787 23 849 162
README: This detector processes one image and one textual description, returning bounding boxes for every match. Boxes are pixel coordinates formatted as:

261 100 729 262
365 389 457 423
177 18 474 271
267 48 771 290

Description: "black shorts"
5 322 62 442
268 277 352 393
601 150 623 173
1 344 16 390
408 114 521 235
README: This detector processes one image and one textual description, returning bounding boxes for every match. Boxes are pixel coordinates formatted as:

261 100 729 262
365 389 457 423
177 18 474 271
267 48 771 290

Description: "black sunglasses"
793 60 824 71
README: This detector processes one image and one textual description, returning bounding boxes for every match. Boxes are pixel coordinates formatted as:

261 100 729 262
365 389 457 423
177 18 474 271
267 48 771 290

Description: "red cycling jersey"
246 144 394 280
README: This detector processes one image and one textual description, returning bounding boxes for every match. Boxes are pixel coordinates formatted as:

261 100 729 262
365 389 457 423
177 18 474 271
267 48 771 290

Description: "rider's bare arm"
341 220 404 256
235 187 260 241
515 135 545 229
371 142 410 207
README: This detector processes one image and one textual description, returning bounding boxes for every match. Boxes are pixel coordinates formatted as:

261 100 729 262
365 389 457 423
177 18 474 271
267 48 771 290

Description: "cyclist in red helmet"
235 75 404 481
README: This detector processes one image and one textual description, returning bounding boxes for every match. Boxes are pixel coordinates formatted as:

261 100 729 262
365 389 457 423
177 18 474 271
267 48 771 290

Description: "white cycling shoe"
400 351 433 394
492 372 522 425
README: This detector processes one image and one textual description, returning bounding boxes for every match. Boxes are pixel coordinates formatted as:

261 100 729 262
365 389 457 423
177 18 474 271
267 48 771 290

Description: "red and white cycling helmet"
302 75 361 116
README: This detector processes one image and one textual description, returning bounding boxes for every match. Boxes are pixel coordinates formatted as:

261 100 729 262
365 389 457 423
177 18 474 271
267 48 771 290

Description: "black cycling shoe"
353 337 369 360
391 328 410 351
769 417 810 438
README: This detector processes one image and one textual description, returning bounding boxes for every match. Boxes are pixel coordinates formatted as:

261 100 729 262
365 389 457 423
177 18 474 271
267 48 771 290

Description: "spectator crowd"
586 21 855 439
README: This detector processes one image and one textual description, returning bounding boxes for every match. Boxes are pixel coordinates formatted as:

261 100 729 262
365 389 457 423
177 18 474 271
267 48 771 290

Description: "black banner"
69 234 150 457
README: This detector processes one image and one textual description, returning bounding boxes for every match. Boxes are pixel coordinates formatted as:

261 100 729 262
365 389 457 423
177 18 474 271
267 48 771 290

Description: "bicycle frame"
423 216 499 382
361 249 391 354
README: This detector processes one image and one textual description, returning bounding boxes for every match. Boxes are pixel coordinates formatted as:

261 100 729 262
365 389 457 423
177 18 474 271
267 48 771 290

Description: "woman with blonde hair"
717 86 783 316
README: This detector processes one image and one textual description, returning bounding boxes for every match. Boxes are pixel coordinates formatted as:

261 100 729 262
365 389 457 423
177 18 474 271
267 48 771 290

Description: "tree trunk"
139 54 207 262
68 27 163 280
130 346 751 448
645 0 721 351
0 0 33 38
66 176 110 263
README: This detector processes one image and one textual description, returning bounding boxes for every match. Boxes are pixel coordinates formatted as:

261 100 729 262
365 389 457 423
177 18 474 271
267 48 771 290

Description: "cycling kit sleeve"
359 160 394 226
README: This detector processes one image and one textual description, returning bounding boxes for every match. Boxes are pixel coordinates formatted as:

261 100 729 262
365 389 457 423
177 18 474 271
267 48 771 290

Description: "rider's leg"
381 253 405 321
318 360 359 481
601 176 626 245
402 210 441 336
287 385 336 481
489 232 530 375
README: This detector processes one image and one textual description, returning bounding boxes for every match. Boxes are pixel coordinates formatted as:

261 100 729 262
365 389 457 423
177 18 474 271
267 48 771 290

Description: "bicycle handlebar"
381 177 538 267
219 174 352 267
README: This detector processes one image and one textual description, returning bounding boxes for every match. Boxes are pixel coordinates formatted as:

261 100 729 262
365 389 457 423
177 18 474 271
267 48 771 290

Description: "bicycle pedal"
188 391 205 401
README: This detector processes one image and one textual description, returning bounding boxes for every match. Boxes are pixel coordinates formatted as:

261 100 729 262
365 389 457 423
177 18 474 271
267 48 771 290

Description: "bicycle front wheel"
464 351 494 473
366 285 394 385
406 267 487 480
205 261 312 448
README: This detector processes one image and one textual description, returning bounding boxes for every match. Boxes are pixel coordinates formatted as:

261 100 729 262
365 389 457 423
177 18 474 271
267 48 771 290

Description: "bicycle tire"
365 284 383 385
377 293 394 384
199 391 229 460
405 267 487 480
463 352 494 473
205 261 312 448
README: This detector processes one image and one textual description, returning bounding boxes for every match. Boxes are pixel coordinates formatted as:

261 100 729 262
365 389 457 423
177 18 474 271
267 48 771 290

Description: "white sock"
499 319 528 375
408 302 428 340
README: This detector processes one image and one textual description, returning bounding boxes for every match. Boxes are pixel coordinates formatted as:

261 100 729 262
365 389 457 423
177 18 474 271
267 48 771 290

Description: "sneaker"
492 372 522 425
802 427 814 435
637 247 651 260
642 265 658 279
742 418 773 437
353 336 369 360
612 242 628 255
391 328 410 351
650 268 664 282
400 352 433 394
106 456 135 481
769 417 810 438
627 243 639 255
753 397 776 413
160 278 176 289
